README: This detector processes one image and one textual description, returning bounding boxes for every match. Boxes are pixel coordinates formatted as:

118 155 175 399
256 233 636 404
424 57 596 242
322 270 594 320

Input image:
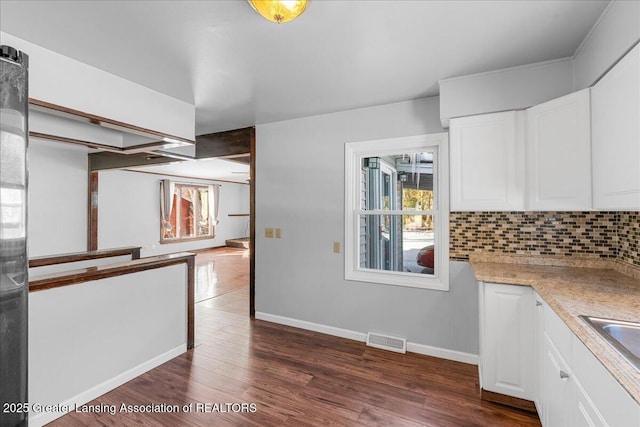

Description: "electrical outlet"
333 241 340 253
265 227 274 238
275 228 281 238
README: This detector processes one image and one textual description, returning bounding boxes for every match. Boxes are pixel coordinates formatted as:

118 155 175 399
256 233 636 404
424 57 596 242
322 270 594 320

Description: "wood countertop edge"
29 252 195 292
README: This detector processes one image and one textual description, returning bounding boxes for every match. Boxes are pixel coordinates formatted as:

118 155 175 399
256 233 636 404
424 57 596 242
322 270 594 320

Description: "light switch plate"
333 242 340 253
265 227 274 238
275 228 281 238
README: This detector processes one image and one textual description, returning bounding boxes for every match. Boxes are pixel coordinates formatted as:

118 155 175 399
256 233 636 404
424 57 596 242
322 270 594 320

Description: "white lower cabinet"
483 286 640 426
479 282 535 400
533 295 640 427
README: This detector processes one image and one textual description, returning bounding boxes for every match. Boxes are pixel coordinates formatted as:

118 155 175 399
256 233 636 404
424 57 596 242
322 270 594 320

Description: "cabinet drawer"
571 334 640 427
573 377 607 427
541 334 572 426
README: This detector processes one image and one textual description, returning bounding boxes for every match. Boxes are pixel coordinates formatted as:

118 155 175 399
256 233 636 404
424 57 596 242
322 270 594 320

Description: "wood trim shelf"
29 252 196 349
30 131 192 155
29 246 141 268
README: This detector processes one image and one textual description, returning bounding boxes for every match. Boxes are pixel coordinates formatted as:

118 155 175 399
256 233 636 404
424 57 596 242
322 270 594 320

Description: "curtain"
209 184 221 235
160 179 175 232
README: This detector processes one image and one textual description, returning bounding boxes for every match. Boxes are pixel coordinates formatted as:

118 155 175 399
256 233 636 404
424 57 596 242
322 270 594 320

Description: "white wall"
573 0 640 90
439 58 574 127
28 139 88 257
29 264 187 426
98 169 249 257
255 97 480 359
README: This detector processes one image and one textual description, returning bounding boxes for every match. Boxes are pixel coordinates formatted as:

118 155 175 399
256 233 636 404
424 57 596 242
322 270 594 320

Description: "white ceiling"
1 0 608 136
128 157 250 184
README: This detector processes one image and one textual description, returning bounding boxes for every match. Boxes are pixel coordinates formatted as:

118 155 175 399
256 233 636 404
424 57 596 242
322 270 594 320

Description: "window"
160 180 220 243
344 133 449 290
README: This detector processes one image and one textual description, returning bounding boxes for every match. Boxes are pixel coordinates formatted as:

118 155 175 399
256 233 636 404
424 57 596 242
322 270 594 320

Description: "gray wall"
255 97 479 356
439 0 640 126
439 58 574 127
573 0 640 90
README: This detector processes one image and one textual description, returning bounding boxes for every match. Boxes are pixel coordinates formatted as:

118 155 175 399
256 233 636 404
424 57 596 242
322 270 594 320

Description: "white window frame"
344 133 449 291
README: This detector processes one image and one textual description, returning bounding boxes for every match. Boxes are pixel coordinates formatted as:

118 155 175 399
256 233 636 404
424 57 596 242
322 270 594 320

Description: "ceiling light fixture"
248 0 309 24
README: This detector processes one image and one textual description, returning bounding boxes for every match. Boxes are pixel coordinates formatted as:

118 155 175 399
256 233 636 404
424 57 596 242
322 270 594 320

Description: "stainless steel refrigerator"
0 44 29 427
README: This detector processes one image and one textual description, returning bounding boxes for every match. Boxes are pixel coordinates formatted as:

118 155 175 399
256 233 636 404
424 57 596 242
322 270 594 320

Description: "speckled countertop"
469 254 640 405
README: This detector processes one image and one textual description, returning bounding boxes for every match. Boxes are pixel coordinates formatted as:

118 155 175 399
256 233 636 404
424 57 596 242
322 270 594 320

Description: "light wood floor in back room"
52 247 541 426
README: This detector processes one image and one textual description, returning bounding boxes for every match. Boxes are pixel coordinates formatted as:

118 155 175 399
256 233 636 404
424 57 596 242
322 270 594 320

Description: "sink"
580 316 640 371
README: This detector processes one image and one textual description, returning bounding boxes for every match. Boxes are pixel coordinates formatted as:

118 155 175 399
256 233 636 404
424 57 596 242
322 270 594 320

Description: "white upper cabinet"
525 89 592 211
450 91 592 212
591 43 640 210
450 111 525 211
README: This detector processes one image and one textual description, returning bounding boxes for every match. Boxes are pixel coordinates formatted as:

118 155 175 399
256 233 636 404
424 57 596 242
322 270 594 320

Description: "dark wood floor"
51 247 540 426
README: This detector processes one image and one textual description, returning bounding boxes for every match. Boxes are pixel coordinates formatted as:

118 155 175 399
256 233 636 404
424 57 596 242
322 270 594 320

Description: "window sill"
160 235 215 244
346 268 449 291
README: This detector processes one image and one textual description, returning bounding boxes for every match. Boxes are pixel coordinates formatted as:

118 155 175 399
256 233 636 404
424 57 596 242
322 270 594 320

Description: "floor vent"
366 332 406 353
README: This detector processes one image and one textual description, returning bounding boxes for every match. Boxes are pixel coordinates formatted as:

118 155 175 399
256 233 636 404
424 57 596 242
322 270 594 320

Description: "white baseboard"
406 342 478 365
255 311 478 366
29 345 186 427
255 312 367 342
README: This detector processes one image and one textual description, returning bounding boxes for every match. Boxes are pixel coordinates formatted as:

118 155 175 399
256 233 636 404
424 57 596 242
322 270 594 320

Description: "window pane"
180 187 195 238
362 152 434 212
359 214 435 275
197 188 210 236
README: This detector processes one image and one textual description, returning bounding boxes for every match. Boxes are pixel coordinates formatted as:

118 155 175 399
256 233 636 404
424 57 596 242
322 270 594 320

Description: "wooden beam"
88 171 99 251
186 255 195 349
89 151 188 171
249 128 256 317
88 127 253 171
29 246 141 268
196 127 253 158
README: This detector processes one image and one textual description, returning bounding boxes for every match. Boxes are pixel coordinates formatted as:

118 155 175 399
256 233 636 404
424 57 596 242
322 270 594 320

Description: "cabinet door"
526 89 591 210
592 43 640 209
481 282 534 400
450 111 525 211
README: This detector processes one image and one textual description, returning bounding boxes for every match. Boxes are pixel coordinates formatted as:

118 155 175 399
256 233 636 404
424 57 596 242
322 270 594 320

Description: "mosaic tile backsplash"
450 211 640 267
618 212 640 267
